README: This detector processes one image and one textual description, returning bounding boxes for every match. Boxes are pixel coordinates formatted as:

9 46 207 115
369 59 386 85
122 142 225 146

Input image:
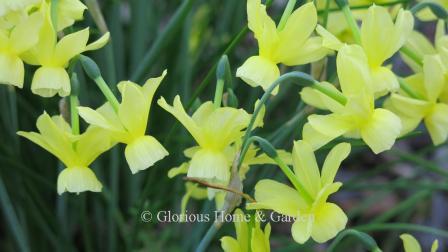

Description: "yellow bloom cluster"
8 0 447 249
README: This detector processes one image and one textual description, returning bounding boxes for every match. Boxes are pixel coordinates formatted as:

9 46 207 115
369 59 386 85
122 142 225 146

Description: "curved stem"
398 78 425 100
278 0 297 31
341 5 362 44
400 46 423 67
328 229 382 252
355 223 448 238
93 77 120 112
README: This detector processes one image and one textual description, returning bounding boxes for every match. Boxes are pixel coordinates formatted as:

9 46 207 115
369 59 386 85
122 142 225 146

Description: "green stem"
213 79 224 108
328 229 381 252
322 0 332 27
277 0 297 31
238 72 345 168
70 95 79 135
94 77 120 112
195 222 222 252
398 78 424 100
50 0 59 30
400 46 423 67
131 0 196 82
273 156 313 204
355 223 448 238
317 0 409 14
339 4 361 44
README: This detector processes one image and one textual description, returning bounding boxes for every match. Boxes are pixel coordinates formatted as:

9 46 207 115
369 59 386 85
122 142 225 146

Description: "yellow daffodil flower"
236 1 328 94
220 209 271 252
400 233 439 252
402 21 447 73
158 96 255 184
0 11 42 87
17 112 113 194
168 143 292 210
318 5 414 96
301 45 402 153
385 55 448 145
0 0 39 17
78 71 169 174
50 0 87 31
247 141 350 244
24 8 109 97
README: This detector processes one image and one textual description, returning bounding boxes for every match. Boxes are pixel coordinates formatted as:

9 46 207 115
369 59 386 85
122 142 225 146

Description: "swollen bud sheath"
80 55 101 80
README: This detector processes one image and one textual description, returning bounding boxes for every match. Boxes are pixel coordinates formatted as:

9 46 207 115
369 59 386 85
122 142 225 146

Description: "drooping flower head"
237 1 328 94
301 44 402 154
220 209 271 252
24 2 109 97
158 96 254 184
17 112 114 194
0 11 43 87
247 141 350 244
78 71 169 174
385 55 448 145
318 5 414 96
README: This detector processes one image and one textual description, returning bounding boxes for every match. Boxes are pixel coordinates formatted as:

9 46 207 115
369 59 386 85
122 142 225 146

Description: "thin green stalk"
355 223 448 239
278 0 297 31
336 0 361 44
80 55 120 111
390 149 448 177
273 156 313 204
370 190 431 224
70 73 80 135
94 77 120 111
238 72 344 167
322 0 332 27
398 78 424 100
0 177 30 252
131 0 196 82
214 79 224 108
317 0 409 14
195 223 221 252
400 46 423 67
50 0 59 30
328 229 381 252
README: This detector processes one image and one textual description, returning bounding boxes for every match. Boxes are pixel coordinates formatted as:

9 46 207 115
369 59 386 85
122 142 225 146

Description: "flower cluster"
5 0 447 250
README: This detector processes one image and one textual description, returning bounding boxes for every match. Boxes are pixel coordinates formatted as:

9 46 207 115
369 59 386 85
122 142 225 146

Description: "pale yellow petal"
220 237 242 252
425 103 448 145
188 149 229 184
291 217 313 244
423 55 445 102
360 108 402 154
31 66 70 97
0 54 24 88
10 11 43 54
311 202 347 243
321 142 351 186
246 179 307 216
85 32 110 51
124 135 168 174
274 2 318 64
55 0 87 31
316 24 343 51
307 113 352 140
76 127 114 166
236 56 280 94
370 66 399 96
57 167 102 195
292 140 321 198
300 82 344 112
302 123 337 150
158 96 205 145
337 45 372 96
54 28 89 66
431 239 439 252
118 82 148 137
400 234 422 252
234 208 249 251
278 37 329 66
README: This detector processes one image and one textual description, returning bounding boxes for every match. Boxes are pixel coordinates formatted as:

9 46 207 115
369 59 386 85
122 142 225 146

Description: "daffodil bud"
80 55 101 80
334 0 348 8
